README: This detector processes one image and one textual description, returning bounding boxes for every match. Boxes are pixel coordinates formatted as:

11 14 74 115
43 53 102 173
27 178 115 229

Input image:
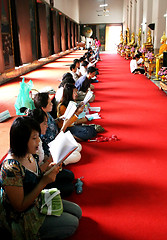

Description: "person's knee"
64 151 81 165
90 84 94 90
40 214 79 239
62 216 79 237
89 94 95 102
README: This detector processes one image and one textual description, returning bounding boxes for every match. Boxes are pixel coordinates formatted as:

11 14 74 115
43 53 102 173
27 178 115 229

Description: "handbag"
40 188 63 216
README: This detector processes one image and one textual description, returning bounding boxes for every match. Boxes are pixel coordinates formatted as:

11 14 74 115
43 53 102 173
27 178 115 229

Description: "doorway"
105 25 122 53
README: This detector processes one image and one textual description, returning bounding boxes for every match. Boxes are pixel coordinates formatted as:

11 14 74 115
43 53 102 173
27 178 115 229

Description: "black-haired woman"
57 83 98 141
28 108 78 197
0 116 82 240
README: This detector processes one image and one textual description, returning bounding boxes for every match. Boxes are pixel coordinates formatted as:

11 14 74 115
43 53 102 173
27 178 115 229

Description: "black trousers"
46 169 75 198
132 68 145 74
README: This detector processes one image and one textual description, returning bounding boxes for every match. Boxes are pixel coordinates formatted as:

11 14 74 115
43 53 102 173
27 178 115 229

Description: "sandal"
94 124 105 133
81 123 105 133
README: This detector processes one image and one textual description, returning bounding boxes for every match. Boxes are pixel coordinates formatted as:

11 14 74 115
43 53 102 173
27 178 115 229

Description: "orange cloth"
159 44 167 55
57 103 77 129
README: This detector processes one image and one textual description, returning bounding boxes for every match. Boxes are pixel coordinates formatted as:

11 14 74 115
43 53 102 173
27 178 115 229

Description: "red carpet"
66 53 167 240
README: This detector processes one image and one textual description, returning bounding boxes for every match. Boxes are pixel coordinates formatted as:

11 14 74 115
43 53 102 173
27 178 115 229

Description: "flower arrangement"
138 47 142 53
141 47 146 53
125 45 130 49
131 46 135 52
158 67 167 76
145 51 154 60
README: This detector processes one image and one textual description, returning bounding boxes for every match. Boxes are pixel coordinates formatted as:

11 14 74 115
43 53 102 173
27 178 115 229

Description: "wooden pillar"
15 0 33 63
60 14 66 52
52 11 60 54
71 21 75 48
67 18 71 49
37 2 49 57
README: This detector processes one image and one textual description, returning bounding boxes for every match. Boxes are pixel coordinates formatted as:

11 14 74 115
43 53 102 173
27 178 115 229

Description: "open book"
44 131 78 175
85 113 101 120
89 107 101 112
59 101 77 120
58 91 93 121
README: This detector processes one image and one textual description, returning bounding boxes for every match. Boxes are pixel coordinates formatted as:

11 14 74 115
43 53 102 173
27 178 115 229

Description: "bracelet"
74 114 78 118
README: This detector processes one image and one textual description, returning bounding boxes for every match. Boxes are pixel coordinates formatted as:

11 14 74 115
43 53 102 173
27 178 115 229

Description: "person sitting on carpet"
55 75 75 104
0 116 82 240
75 66 96 102
130 54 145 74
79 56 86 69
61 72 73 82
27 108 81 198
34 92 83 151
70 63 79 82
56 73 86 103
57 83 104 141
80 60 89 76
73 59 81 77
86 48 98 68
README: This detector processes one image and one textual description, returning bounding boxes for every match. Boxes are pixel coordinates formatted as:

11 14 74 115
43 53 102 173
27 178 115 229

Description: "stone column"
152 0 167 53
136 0 143 45
128 0 132 34
131 0 137 34
142 0 153 44
123 0 128 31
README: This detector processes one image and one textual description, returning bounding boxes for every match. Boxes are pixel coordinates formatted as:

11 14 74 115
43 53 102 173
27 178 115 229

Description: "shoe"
94 124 105 133
91 79 99 83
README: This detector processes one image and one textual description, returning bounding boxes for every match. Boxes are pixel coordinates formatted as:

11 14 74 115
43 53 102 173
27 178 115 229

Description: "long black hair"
61 83 76 108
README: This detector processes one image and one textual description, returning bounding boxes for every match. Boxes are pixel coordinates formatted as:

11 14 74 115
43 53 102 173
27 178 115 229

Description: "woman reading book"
33 92 83 151
57 83 103 141
0 116 82 240
28 108 80 197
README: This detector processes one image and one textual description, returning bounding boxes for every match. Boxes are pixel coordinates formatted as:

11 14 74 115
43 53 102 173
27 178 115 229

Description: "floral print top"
0 156 45 240
41 112 59 156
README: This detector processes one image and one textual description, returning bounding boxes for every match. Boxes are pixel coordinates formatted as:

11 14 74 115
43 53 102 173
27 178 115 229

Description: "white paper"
89 107 101 112
85 113 101 119
83 91 93 105
48 131 78 165
60 101 77 120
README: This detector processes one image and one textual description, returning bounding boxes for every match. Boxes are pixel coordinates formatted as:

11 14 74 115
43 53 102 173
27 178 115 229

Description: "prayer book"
44 131 78 175
89 107 101 112
85 113 101 120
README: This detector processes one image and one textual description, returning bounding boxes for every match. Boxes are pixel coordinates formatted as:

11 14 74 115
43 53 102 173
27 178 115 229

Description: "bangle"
74 114 78 118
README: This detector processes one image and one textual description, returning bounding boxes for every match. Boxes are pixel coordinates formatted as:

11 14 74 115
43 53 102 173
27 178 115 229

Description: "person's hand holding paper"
60 101 77 120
